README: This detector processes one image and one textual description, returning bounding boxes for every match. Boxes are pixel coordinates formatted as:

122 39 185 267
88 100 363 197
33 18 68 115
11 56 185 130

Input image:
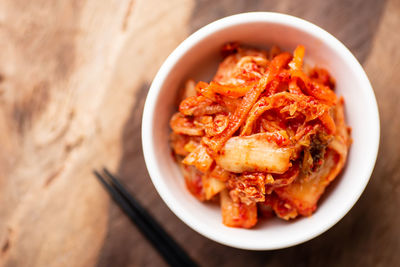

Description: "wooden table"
0 0 399 266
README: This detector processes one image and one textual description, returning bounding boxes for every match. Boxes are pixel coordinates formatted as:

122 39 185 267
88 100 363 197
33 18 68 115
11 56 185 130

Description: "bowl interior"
143 13 379 250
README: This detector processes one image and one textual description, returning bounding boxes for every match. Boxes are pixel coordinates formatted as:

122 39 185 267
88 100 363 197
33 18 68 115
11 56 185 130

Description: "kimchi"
169 43 351 228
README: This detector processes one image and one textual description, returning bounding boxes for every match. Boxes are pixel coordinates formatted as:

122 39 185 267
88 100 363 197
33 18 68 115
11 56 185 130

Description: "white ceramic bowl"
142 12 380 250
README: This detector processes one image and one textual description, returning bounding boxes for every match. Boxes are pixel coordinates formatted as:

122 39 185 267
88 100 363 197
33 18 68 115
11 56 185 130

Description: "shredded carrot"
204 52 293 153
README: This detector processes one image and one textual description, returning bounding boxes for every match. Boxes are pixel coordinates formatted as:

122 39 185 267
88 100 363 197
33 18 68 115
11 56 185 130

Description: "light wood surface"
0 0 398 266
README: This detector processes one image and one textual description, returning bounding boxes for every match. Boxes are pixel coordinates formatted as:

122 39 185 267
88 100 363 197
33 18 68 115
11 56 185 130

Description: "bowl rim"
141 12 380 250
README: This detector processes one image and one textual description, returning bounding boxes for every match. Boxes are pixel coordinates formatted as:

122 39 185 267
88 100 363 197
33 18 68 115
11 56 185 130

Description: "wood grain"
0 0 137 265
0 0 192 266
0 0 398 266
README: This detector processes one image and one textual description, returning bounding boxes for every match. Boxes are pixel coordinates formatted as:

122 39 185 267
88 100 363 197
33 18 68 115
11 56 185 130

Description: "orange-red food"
169 43 351 228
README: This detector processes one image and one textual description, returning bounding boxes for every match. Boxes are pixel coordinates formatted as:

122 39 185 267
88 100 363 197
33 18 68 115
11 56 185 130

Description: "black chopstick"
93 168 198 267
